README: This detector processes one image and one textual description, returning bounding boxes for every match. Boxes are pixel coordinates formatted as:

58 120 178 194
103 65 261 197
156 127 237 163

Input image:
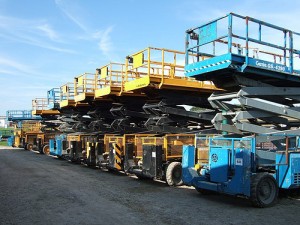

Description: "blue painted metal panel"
182 145 196 185
225 149 251 196
199 21 217 45
6 110 41 121
7 136 14 147
47 88 60 110
56 139 63 156
276 152 300 189
246 58 289 73
210 147 229 182
185 13 300 80
50 134 66 156
185 53 233 77
49 139 55 155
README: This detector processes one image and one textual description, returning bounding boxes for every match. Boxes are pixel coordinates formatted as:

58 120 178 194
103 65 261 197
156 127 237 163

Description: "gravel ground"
1 146 300 225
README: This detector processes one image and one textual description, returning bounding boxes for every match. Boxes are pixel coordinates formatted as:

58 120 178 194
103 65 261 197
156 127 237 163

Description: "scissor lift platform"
74 73 96 102
32 98 60 116
6 110 41 121
95 62 143 99
60 82 88 108
47 88 60 110
185 13 300 89
124 47 219 94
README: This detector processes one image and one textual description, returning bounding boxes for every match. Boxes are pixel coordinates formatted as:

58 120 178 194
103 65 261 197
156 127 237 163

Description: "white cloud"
54 1 116 58
0 15 75 53
54 0 88 32
93 26 114 57
36 24 59 41
0 57 35 75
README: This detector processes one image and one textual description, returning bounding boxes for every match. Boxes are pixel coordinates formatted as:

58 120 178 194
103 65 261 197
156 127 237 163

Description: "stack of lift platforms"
7 13 300 207
7 47 219 187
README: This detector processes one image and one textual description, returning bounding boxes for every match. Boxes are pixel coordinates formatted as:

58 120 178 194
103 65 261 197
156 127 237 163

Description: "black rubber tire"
26 143 33 151
43 145 50 155
166 162 183 186
250 173 278 208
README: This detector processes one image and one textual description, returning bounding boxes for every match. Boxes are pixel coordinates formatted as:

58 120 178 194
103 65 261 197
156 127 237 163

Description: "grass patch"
0 127 13 137
0 141 8 146
0 127 13 131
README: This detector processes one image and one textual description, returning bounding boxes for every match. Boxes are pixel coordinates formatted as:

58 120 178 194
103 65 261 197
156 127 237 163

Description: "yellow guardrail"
123 47 219 92
95 63 124 98
74 72 96 102
32 98 48 111
60 82 75 107
139 134 196 160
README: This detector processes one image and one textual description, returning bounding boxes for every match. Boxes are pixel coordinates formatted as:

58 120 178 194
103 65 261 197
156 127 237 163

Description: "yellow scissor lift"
59 82 91 130
31 98 61 154
11 121 41 149
71 63 151 168
65 132 93 162
22 121 43 151
126 134 196 186
69 67 123 165
123 47 216 93
95 134 157 171
123 47 220 133
94 62 149 133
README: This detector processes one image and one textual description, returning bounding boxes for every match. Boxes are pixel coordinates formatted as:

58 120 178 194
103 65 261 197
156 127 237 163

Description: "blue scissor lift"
183 13 300 207
6 110 42 147
46 88 70 157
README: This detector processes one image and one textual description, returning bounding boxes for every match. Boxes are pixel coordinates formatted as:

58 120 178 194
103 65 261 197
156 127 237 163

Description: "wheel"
250 173 278 208
43 145 50 155
166 162 183 186
26 143 33 151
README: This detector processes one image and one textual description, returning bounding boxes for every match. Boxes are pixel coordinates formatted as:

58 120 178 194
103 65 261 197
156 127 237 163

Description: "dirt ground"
1 147 300 225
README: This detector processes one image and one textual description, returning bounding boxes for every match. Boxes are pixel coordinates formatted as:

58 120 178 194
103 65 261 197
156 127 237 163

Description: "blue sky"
1 0 300 116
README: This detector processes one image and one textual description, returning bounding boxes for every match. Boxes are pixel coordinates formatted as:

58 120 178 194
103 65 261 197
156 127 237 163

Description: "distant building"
0 116 7 128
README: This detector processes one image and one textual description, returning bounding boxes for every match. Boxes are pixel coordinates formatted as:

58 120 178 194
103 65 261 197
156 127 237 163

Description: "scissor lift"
183 13 300 206
94 62 149 133
6 110 42 148
126 134 195 185
20 121 43 150
59 82 94 132
122 47 220 133
184 12 300 137
31 97 62 154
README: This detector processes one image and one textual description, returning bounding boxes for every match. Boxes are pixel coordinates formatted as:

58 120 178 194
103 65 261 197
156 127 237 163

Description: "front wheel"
250 173 278 208
166 162 183 186
43 145 50 155
26 143 33 151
